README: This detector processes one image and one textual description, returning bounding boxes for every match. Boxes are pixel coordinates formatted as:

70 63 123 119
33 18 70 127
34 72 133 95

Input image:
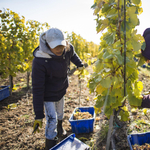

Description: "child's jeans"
44 97 64 140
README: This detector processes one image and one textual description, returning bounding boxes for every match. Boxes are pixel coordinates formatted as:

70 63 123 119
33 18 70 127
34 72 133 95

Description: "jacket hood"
142 28 150 60
39 32 55 56
33 47 51 58
33 46 66 59
33 32 56 58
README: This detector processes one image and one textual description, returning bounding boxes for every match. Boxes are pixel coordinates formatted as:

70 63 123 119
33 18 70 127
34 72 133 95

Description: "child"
32 28 84 149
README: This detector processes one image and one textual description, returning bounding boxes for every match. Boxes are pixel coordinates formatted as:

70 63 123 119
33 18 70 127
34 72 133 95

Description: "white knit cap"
45 28 66 49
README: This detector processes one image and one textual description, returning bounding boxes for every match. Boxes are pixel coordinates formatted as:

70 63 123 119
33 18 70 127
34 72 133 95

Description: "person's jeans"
44 97 64 140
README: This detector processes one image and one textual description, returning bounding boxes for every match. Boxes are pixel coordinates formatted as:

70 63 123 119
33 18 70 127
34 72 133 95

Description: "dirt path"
0 64 100 150
1 65 150 150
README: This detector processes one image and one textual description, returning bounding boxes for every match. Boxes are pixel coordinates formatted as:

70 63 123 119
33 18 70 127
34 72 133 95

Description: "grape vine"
0 8 99 93
89 0 144 121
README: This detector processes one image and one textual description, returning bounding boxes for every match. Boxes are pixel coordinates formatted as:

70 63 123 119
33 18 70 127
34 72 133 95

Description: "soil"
0 65 150 150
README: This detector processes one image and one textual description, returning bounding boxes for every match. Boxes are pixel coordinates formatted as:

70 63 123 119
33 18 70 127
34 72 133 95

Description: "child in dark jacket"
32 28 84 149
140 28 150 108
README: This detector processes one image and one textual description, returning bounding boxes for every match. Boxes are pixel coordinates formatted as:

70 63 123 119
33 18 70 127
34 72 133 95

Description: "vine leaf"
96 84 107 95
128 94 142 107
127 7 139 26
141 42 146 51
97 19 109 33
138 54 147 66
106 8 117 19
100 77 112 88
131 0 141 5
119 109 129 121
103 32 116 45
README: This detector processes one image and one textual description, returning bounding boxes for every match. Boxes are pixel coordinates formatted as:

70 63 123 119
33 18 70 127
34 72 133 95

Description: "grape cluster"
73 112 92 120
132 143 150 150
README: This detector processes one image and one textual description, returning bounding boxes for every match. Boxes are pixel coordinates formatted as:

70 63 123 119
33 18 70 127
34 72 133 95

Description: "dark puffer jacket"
142 28 150 60
141 94 150 108
32 44 83 119
141 28 150 108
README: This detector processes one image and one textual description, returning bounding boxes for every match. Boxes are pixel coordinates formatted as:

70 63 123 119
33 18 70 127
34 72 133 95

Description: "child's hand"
77 66 85 79
77 66 85 74
33 119 43 134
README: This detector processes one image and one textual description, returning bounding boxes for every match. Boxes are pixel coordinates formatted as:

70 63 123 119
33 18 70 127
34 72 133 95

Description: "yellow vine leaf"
143 108 147 115
119 110 129 121
87 59 91 66
74 70 80 75
20 78 25 82
87 96 90 101
7 103 17 109
94 97 97 100
97 0 104 9
131 0 141 5
97 19 109 33
96 84 106 95
94 6 100 15
94 106 101 114
12 87 18 91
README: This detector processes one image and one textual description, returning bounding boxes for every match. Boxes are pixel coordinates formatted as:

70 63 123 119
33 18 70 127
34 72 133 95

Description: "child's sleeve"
70 44 84 67
32 58 45 119
141 94 150 108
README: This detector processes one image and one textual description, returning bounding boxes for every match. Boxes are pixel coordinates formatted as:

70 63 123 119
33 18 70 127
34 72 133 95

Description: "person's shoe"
45 137 58 150
57 120 67 137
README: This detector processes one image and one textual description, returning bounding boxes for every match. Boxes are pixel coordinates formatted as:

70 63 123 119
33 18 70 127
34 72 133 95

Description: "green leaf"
106 8 117 19
119 110 129 121
111 99 122 108
91 3 97 9
88 78 97 93
128 94 142 107
141 42 146 50
100 77 112 88
109 96 117 106
103 53 113 59
137 54 147 66
131 39 141 51
127 7 139 26
104 106 113 118
96 19 109 33
102 4 111 13
115 54 123 65
95 75 102 83
103 32 116 45
131 0 141 5
95 95 105 108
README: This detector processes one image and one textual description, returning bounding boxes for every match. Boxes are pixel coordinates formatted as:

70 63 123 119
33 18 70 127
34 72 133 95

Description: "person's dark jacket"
32 41 83 119
142 28 150 60
141 94 150 108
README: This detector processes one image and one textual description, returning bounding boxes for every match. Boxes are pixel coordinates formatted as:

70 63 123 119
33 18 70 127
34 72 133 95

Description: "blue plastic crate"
69 107 95 134
0 86 10 101
50 133 90 150
127 132 150 150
